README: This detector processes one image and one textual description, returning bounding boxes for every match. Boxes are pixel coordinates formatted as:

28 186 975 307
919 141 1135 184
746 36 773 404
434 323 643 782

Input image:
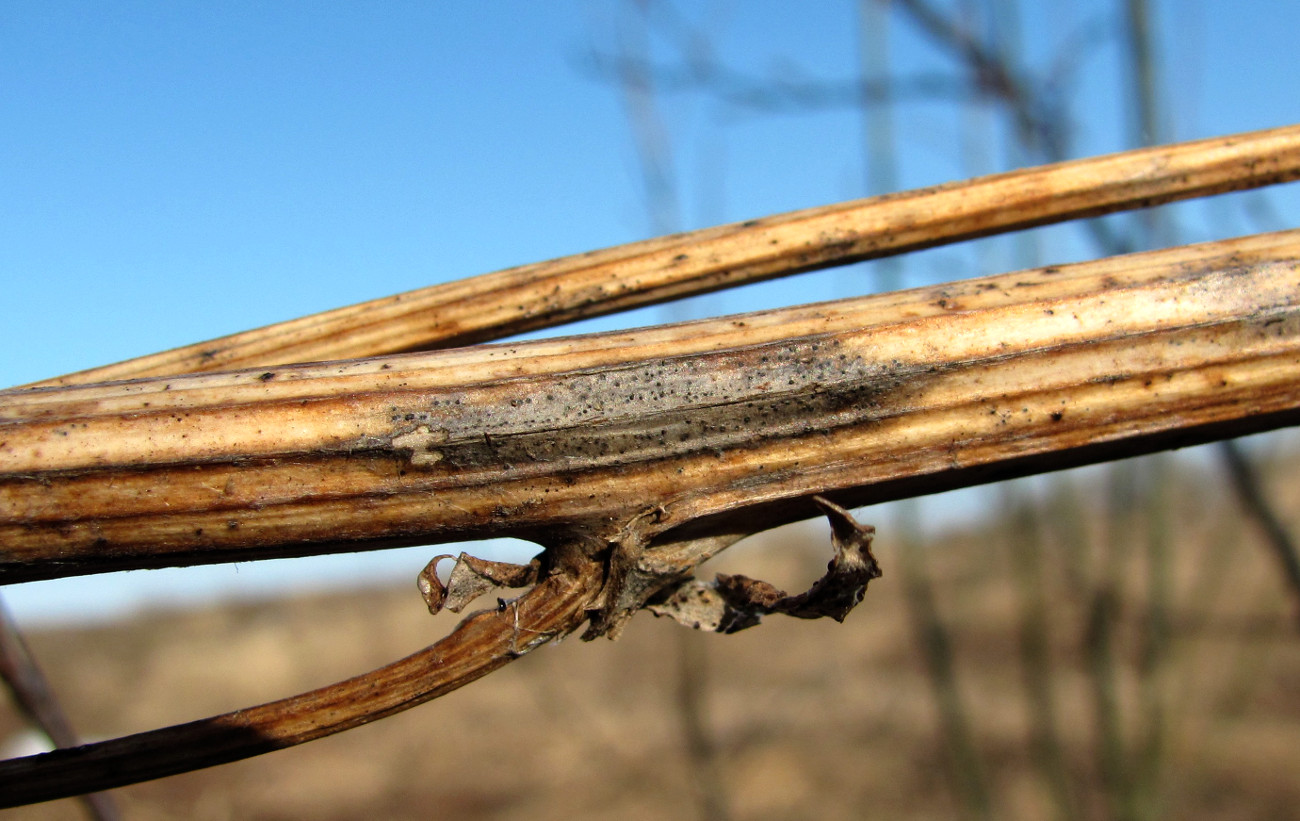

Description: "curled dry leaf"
418 553 542 615
649 496 881 633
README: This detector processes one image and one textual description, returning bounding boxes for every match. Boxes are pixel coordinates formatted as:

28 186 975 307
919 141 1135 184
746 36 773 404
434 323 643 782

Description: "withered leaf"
649 496 881 633
418 553 541 615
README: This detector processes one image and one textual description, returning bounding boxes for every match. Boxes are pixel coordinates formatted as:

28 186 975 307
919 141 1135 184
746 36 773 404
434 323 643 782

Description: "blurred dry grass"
4 443 1300 820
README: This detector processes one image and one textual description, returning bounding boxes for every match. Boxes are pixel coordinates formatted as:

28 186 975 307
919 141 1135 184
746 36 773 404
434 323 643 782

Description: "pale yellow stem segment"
26 123 1300 388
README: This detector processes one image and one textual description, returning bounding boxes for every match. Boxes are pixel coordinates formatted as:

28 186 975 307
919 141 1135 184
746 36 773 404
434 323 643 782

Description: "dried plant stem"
0 554 603 807
5 230 1300 582
26 124 1300 388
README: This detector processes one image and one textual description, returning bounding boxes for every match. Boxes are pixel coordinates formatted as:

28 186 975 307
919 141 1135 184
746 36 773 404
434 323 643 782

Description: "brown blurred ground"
4 451 1300 820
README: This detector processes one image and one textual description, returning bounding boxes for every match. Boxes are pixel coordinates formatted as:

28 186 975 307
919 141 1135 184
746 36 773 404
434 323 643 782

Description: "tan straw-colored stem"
28 124 1300 388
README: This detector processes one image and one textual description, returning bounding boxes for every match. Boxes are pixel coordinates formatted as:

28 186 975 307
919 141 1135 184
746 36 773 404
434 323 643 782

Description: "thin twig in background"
1085 582 1131 821
1218 440 1300 631
898 517 993 821
1004 489 1080 821
857 0 905 293
893 0 1067 158
1135 456 1172 819
0 601 121 820
1091 462 1137 821
675 630 732 821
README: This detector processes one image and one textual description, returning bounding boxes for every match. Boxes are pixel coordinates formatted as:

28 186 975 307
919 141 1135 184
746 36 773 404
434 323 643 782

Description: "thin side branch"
0 548 603 806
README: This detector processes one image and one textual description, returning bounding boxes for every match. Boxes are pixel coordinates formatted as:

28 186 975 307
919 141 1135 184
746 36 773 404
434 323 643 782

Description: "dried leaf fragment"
418 553 541 615
649 496 881 633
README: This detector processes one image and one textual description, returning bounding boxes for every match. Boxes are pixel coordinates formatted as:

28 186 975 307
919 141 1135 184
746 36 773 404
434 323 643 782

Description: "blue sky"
4 1 1299 622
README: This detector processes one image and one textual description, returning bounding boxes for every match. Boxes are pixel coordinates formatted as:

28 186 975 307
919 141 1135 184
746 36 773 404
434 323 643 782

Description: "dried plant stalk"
28 123 1300 388
4 230 1300 583
0 555 603 806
